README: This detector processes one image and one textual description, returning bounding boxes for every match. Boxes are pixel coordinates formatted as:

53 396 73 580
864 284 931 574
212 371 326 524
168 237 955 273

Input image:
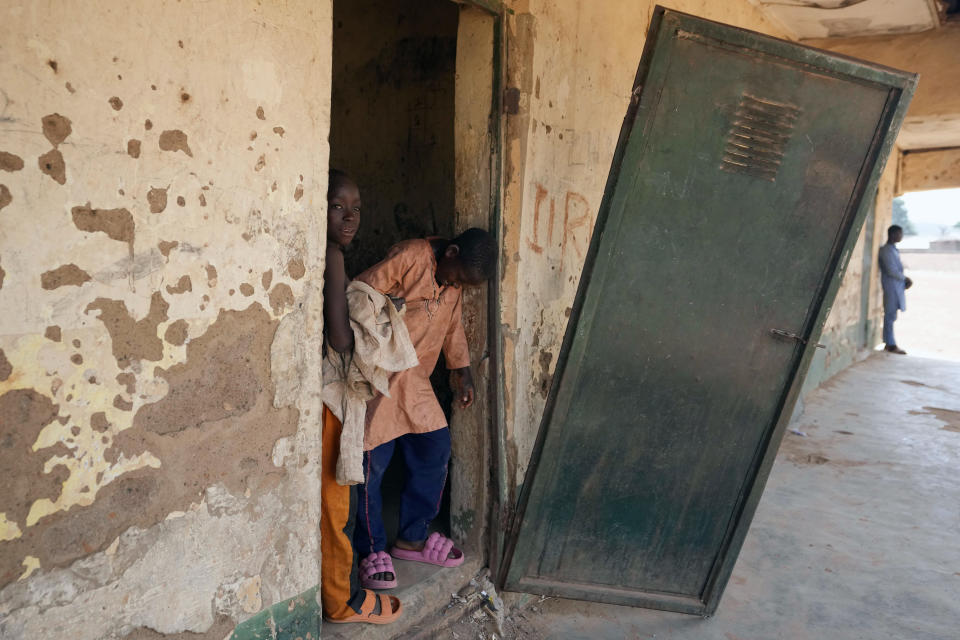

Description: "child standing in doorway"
321 169 403 625
353 229 497 589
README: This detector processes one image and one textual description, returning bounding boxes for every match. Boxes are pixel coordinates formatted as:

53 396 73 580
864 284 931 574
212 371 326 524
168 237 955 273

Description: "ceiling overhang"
897 115 960 151
751 0 942 39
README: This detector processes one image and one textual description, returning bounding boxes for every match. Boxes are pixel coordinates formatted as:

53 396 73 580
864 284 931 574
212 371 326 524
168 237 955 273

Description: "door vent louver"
721 94 800 182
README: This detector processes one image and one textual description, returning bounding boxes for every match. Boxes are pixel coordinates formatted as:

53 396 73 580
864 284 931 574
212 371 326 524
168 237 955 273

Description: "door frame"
455 0 512 582
322 0 505 566
447 0 507 562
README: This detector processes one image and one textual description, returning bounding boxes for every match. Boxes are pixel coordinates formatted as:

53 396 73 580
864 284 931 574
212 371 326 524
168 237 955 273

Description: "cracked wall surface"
0 1 331 637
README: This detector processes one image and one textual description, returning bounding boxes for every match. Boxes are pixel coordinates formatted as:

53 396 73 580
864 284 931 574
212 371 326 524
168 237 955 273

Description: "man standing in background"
878 224 913 355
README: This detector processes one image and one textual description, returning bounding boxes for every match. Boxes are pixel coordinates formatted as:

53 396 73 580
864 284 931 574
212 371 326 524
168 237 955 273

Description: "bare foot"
393 538 425 551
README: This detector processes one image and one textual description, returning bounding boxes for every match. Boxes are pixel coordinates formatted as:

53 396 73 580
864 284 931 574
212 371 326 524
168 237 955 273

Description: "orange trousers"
320 406 363 620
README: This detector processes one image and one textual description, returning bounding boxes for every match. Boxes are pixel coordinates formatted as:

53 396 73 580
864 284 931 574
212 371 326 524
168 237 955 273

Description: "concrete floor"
498 353 960 640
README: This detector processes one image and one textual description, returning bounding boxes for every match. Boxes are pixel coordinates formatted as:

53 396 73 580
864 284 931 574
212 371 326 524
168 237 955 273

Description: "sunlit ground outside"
893 252 960 361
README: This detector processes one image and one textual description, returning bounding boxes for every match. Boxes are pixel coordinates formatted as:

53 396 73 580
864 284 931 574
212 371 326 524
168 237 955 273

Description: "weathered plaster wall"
0 1 331 638
498 0 792 490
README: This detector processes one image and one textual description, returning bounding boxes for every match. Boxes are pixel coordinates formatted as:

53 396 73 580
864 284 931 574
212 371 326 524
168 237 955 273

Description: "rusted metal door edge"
497 6 917 615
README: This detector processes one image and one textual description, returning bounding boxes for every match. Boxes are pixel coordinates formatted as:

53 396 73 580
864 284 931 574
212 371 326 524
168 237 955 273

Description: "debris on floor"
420 570 563 640
434 571 518 639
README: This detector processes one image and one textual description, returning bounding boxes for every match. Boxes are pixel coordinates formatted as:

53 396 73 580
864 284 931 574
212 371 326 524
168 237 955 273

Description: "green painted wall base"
230 586 320 640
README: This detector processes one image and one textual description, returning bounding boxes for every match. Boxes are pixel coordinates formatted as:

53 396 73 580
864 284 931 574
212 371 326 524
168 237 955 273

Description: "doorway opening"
329 0 498 604
883 188 960 361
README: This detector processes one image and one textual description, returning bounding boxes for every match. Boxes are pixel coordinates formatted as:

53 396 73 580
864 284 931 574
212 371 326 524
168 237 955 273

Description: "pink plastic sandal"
389 532 465 568
359 551 398 589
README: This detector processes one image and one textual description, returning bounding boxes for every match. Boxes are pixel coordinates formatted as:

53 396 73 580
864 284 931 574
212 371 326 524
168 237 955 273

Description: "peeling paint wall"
498 0 792 490
0 1 331 637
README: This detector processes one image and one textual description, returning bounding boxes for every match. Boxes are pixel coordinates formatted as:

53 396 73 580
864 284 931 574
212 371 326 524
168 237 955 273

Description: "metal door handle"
770 328 825 349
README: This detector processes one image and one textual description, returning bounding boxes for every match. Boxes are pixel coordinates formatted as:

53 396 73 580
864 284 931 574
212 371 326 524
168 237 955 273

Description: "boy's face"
890 228 903 244
436 245 486 289
327 177 361 247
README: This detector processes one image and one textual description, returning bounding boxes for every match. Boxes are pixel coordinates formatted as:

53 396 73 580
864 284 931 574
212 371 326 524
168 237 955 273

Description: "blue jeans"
354 428 451 555
883 308 897 346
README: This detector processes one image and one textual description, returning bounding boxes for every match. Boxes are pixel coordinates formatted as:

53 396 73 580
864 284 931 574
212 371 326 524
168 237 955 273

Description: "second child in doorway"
354 229 497 589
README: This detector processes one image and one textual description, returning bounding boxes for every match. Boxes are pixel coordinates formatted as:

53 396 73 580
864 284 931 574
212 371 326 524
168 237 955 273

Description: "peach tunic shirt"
356 239 471 450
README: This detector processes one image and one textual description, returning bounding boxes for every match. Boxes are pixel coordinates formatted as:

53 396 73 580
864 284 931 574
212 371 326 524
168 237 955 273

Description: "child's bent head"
437 228 497 288
327 168 361 248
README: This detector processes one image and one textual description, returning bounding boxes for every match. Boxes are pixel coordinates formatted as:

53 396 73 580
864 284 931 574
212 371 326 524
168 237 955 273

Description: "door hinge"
770 328 825 349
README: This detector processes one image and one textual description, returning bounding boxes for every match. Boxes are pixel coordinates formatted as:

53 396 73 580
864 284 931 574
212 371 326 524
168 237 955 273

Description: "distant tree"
955 220 960 229
891 197 917 235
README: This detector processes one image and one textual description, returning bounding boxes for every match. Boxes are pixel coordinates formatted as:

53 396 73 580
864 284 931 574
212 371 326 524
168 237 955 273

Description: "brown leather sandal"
324 589 402 625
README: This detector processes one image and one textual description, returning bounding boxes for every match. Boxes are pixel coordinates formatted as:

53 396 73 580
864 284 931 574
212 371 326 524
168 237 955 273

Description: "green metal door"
500 8 915 615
